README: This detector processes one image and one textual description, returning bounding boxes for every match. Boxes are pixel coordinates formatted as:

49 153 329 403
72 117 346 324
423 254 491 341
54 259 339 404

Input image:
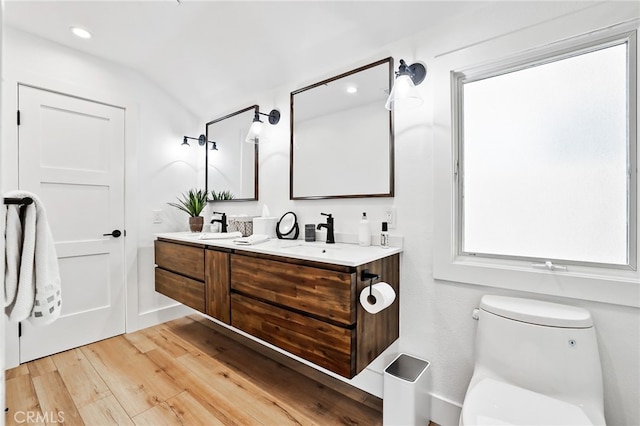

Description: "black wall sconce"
245 106 280 143
182 134 218 150
385 59 427 111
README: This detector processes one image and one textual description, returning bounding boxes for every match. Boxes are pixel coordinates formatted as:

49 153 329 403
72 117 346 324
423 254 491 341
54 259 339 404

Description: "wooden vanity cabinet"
154 239 231 324
230 252 400 379
155 237 400 379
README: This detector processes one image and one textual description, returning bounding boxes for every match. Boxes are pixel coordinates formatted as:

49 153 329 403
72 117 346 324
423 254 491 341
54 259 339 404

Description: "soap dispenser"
358 212 371 247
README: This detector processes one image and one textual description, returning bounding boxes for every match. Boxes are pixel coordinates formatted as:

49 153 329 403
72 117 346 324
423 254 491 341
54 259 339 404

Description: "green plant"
168 189 208 217
210 189 235 201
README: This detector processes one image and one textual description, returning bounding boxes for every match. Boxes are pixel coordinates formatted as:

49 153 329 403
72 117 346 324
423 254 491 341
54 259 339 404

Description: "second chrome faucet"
316 212 335 244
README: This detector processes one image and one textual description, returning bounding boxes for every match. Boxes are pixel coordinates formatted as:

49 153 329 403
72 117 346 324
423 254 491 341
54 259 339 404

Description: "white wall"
1 3 638 426
1 27 200 367
201 3 639 425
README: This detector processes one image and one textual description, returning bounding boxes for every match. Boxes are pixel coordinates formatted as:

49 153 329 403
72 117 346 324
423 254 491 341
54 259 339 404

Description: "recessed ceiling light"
70 26 92 39
346 85 358 94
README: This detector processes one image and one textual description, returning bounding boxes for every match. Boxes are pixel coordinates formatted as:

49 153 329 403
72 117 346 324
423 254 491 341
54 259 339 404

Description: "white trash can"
383 353 431 426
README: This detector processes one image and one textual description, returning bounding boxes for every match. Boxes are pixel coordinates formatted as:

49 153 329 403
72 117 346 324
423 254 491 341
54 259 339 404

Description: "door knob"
103 230 122 238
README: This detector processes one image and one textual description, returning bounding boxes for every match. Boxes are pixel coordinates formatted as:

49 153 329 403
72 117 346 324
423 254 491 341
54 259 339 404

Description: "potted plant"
168 188 209 232
210 189 235 201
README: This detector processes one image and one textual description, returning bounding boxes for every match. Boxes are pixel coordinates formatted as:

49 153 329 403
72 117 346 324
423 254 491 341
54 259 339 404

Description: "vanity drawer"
230 254 356 325
155 268 205 312
154 240 204 281
231 293 355 378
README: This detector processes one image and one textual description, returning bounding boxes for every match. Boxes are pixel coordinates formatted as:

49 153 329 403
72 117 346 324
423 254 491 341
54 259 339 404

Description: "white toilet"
460 295 606 426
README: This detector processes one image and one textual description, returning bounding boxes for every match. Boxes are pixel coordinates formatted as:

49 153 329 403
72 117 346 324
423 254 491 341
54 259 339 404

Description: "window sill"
433 253 640 308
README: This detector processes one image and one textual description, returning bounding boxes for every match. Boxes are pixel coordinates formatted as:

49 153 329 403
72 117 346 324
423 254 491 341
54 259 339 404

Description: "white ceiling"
4 0 492 118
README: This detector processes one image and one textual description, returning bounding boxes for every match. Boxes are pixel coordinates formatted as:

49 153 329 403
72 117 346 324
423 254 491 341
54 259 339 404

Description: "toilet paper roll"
253 217 277 238
359 282 396 314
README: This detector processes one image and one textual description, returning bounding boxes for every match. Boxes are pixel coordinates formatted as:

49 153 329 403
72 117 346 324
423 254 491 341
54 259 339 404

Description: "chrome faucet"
211 211 227 233
316 212 335 244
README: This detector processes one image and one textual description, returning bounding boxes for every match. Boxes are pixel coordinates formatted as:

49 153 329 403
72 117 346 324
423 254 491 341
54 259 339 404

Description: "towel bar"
3 197 33 206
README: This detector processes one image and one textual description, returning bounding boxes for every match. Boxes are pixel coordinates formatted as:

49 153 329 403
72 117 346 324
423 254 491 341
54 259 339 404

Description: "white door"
17 85 126 362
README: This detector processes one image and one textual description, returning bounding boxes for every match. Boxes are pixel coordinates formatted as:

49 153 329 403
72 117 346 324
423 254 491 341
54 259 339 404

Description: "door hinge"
17 110 21 126
18 322 22 337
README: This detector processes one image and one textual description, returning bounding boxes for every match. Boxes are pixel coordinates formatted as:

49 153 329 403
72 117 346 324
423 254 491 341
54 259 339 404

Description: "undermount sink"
279 242 346 257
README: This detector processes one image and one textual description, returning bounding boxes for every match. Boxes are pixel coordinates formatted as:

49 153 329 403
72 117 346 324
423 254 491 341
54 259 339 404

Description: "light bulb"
245 120 264 143
385 74 423 111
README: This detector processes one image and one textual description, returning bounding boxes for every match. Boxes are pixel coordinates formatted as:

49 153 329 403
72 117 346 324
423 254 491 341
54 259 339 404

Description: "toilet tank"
471 295 604 413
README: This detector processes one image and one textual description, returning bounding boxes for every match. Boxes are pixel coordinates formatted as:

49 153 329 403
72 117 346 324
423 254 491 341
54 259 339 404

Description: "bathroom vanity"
154 233 401 378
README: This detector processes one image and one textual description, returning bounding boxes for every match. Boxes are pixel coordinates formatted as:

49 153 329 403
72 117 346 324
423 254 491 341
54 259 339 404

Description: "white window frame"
456 35 635 270
433 21 639 308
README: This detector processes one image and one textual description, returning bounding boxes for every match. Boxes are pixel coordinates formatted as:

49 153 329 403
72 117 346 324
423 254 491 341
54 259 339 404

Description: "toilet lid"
461 379 593 426
480 295 593 328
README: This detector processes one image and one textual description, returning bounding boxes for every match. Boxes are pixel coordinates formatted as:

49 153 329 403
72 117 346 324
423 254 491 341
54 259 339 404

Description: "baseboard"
133 303 194 332
4 318 19 369
430 393 462 426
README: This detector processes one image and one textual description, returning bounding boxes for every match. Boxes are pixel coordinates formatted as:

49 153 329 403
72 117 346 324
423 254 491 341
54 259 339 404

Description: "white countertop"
155 232 402 267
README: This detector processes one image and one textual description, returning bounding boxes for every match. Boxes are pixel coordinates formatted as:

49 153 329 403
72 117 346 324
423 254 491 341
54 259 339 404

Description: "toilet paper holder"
361 270 381 304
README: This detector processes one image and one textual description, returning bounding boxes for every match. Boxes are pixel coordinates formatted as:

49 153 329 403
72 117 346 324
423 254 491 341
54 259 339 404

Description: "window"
455 35 636 269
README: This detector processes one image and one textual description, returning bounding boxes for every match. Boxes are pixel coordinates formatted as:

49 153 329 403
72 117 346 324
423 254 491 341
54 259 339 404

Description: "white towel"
4 191 62 326
197 231 242 240
4 205 22 307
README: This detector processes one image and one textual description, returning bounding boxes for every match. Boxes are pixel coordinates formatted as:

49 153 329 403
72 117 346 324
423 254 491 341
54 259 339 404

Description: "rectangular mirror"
290 57 394 199
206 105 258 201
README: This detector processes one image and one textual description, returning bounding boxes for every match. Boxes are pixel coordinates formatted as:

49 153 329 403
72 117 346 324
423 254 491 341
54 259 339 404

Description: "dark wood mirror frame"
205 105 259 202
290 57 394 200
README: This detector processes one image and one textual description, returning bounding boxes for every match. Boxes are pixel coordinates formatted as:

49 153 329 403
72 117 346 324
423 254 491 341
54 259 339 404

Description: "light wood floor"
5 315 383 426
